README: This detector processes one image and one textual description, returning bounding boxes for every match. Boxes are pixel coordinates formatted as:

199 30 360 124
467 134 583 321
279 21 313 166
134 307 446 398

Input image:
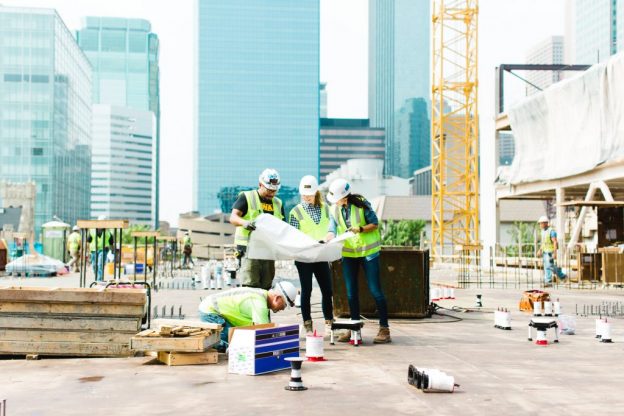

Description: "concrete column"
555 187 566 258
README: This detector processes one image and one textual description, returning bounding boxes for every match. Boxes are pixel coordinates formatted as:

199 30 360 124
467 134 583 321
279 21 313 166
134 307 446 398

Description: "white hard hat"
72 225 80 231
274 280 297 308
298 175 318 196
327 178 351 204
259 168 281 191
97 215 107 221
538 216 549 223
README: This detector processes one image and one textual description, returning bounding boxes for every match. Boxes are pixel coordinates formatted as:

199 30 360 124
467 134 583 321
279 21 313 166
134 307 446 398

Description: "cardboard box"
228 323 300 375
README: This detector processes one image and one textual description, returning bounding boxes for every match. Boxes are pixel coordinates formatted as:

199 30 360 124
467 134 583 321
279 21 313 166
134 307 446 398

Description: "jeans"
543 252 567 283
91 250 105 281
183 253 195 268
295 261 334 322
199 311 232 352
341 255 389 328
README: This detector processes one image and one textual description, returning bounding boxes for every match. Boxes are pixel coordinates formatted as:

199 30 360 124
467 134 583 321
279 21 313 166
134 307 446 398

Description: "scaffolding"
431 0 480 261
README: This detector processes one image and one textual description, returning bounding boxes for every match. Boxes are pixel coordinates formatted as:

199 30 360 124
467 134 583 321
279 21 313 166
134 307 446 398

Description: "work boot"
303 320 313 334
374 327 391 344
337 331 352 343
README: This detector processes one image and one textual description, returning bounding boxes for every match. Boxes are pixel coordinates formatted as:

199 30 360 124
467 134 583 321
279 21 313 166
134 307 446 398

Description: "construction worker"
289 175 334 334
198 280 297 352
230 168 285 290
66 225 81 273
87 216 113 281
182 231 194 269
324 178 391 344
536 216 567 286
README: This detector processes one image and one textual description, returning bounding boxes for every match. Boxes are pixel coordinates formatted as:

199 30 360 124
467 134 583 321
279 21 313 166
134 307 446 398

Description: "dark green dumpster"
331 247 430 319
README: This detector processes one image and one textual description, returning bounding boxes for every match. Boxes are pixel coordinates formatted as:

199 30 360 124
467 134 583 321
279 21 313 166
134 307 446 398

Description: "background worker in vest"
198 280 297 352
289 175 334 334
66 225 81 273
87 215 113 281
324 178 391 344
230 168 285 290
536 216 567 286
182 231 194 269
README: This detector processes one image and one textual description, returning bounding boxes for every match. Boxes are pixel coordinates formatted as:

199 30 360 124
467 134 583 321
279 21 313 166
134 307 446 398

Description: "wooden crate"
131 328 220 353
600 250 624 284
157 350 218 366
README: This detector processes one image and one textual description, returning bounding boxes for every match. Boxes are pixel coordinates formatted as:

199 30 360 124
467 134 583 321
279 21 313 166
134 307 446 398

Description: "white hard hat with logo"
259 168 281 191
327 178 351 204
538 216 549 224
298 175 318 196
274 280 297 308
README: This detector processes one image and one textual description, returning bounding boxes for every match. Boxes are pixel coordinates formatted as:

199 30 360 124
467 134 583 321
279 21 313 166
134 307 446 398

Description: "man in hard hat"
182 231 194 269
229 168 285 290
66 225 82 273
198 280 297 352
536 216 567 286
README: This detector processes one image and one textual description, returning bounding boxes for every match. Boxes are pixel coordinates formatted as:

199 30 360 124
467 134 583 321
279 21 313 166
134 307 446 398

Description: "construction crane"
431 0 480 260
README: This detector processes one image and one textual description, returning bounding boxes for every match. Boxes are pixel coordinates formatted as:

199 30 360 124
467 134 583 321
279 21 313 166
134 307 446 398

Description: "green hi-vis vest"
234 190 283 247
67 231 81 252
89 229 111 253
331 204 381 258
201 287 269 327
540 227 555 253
289 203 329 241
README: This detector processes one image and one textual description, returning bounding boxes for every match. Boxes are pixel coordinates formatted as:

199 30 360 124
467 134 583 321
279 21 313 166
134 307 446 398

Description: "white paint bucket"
449 288 455 299
533 301 543 316
544 301 553 316
305 331 325 361
443 288 451 299
427 372 456 392
595 318 603 339
431 288 440 301
601 319 613 343
535 329 548 345
553 300 561 316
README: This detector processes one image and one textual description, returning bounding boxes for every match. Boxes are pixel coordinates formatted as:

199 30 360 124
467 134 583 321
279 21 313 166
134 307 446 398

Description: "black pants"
295 261 334 322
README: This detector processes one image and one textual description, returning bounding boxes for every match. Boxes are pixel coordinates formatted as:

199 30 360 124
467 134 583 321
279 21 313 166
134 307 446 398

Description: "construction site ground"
1 268 623 416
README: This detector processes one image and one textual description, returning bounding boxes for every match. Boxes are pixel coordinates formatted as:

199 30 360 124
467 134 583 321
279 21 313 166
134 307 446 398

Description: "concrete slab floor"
1 272 624 415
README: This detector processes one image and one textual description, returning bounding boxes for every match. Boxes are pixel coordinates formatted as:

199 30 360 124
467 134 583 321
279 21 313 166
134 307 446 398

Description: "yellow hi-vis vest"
89 229 111 253
540 227 555 253
234 190 283 246
67 231 81 252
289 203 329 241
331 204 381 258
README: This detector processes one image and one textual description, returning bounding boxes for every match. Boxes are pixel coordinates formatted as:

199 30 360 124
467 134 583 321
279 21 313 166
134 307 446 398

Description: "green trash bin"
331 247 430 319
42 220 70 262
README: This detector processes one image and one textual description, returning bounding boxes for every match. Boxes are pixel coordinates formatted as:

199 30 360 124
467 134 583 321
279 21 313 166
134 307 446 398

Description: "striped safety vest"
289 203 329 241
234 190 283 246
331 204 381 258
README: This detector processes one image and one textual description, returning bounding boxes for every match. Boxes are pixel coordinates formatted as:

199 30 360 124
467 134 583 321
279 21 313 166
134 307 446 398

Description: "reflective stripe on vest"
541 227 555 253
89 229 110 252
331 204 381 258
234 190 284 246
205 287 266 315
291 203 329 241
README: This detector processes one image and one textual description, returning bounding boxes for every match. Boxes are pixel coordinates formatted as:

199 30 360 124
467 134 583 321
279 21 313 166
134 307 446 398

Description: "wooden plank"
130 231 160 238
157 350 218 366
0 329 135 344
131 330 220 352
0 302 145 317
0 340 133 357
152 319 222 331
0 287 146 305
0 315 142 332
77 219 129 229
156 236 178 241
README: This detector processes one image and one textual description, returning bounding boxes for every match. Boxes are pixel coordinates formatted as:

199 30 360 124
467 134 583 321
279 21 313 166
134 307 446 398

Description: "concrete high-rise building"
567 0 624 64
369 0 430 178
395 97 430 177
525 36 565 96
320 118 385 181
320 83 328 118
0 6 92 238
77 17 160 226
195 0 320 213
91 105 156 225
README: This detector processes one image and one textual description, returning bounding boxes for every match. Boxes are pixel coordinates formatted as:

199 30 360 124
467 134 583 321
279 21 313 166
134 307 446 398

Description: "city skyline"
0 0 567 227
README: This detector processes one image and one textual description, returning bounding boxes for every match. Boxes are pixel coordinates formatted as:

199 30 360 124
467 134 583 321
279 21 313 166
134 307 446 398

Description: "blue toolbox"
228 323 300 375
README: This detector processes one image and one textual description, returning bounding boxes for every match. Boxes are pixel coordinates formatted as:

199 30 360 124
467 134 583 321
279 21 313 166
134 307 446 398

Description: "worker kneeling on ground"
198 280 297 352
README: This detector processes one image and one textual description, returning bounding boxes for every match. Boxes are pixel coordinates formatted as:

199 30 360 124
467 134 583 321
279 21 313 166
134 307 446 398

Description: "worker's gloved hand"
318 240 326 244
348 226 361 234
243 221 256 231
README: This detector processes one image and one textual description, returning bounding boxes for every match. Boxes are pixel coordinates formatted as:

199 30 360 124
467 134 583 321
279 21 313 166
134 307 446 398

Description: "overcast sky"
1 0 565 226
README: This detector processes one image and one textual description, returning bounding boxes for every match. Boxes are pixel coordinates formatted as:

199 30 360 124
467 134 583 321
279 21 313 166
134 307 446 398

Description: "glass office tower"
0 6 92 237
77 17 160 226
194 0 320 213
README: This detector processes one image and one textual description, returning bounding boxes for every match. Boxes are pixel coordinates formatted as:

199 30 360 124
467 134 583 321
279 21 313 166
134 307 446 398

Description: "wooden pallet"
0 286 146 358
156 350 219 366
131 328 220 352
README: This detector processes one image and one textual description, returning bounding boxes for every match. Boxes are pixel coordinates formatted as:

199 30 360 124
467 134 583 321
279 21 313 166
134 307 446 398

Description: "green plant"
381 220 426 247
121 224 159 245
505 221 537 257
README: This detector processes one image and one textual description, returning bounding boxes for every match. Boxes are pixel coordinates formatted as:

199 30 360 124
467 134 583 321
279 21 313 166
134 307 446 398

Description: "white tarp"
247 214 353 262
503 52 624 185
6 253 68 276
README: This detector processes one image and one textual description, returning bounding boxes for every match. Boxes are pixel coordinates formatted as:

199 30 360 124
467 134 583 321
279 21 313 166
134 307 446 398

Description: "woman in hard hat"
289 175 334 334
324 178 390 344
